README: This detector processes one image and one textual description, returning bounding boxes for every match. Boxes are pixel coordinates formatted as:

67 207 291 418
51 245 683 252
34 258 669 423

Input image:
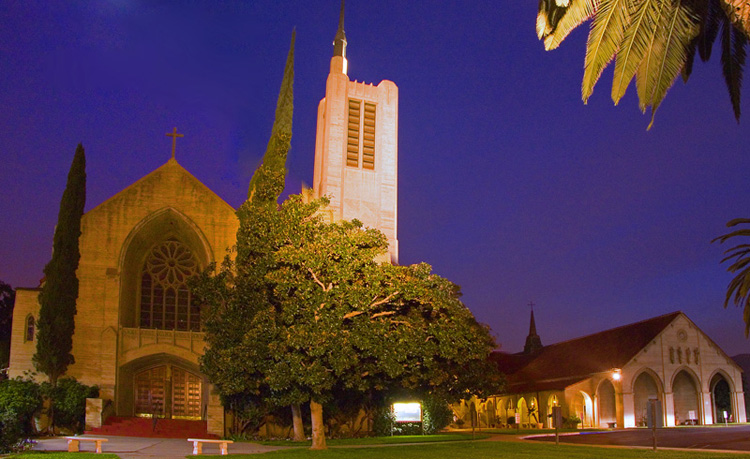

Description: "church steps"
85 416 216 439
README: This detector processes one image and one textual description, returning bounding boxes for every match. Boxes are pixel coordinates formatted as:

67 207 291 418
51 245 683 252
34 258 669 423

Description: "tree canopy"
33 143 86 385
196 196 500 449
537 0 749 128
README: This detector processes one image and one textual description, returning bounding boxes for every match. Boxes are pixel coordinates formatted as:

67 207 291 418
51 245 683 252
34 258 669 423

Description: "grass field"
258 433 489 446
233 442 745 458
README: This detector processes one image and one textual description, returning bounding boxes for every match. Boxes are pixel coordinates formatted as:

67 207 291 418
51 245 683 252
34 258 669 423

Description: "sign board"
647 399 663 429
551 406 563 429
688 410 696 421
393 403 421 423
514 413 521 425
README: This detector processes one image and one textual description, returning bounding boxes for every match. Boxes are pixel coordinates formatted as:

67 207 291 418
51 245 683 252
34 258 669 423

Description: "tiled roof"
497 311 682 393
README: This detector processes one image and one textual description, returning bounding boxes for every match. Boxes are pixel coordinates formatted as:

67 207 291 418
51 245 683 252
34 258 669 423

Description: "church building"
457 311 746 429
8 6 398 437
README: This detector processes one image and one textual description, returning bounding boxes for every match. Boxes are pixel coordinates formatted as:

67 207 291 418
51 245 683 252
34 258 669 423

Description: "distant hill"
732 354 750 376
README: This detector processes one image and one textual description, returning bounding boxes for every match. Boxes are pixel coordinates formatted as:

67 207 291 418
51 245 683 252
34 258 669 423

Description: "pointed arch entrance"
573 392 593 427
673 370 700 425
597 379 617 427
119 353 207 420
633 371 662 427
710 372 734 423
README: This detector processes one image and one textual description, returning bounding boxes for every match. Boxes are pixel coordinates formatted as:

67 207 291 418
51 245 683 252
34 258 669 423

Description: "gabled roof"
498 311 682 393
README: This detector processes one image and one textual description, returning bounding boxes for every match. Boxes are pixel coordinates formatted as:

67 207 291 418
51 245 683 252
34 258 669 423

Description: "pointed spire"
524 302 543 354
529 308 538 336
247 29 295 204
333 0 347 58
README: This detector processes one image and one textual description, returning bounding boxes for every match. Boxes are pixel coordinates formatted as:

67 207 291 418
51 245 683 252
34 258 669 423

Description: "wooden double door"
134 364 202 419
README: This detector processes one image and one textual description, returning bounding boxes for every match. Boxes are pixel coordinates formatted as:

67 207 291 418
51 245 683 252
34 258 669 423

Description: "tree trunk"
291 403 305 441
310 400 326 450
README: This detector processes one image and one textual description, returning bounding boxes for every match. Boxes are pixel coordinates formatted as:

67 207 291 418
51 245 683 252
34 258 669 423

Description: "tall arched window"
139 238 201 331
25 315 35 342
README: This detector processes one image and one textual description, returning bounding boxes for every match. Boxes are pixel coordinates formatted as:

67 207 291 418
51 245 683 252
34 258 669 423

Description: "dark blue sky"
2 1 749 356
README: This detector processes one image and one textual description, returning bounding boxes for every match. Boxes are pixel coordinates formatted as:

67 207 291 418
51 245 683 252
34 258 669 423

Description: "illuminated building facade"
7 4 398 437
457 311 746 429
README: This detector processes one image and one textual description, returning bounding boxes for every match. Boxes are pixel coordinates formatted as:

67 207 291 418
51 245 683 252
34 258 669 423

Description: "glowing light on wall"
393 402 421 423
612 369 622 381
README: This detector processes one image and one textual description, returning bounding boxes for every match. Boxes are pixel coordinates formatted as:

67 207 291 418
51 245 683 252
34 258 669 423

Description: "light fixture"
612 368 622 381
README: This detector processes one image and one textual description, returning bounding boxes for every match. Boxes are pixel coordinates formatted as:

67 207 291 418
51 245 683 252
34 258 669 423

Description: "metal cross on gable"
528 301 535 311
166 127 184 160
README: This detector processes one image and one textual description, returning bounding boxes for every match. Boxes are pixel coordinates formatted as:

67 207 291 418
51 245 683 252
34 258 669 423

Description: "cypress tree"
33 143 86 386
247 30 295 205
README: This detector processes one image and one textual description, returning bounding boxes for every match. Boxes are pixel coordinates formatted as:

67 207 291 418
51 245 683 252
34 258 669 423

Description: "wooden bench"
65 436 108 453
187 438 233 455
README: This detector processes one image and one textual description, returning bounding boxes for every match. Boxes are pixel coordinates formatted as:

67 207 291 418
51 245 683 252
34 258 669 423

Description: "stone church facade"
8 8 398 437
458 311 747 429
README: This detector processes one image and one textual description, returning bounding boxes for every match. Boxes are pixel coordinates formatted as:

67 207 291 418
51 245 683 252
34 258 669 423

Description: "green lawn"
230 442 743 458
258 433 489 446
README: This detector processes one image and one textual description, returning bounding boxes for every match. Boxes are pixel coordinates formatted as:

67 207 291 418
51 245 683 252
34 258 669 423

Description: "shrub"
0 378 41 453
372 405 395 436
44 378 98 432
422 396 453 434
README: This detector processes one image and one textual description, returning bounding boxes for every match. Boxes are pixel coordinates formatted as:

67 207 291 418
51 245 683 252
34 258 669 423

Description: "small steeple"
333 0 347 58
524 302 543 354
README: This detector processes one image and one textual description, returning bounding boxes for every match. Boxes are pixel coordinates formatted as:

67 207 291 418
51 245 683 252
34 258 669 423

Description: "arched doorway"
134 364 203 419
711 373 734 423
486 400 497 427
597 379 617 428
118 354 207 420
633 372 661 427
572 392 593 427
673 370 700 425
506 398 516 426
518 398 529 426
547 394 559 428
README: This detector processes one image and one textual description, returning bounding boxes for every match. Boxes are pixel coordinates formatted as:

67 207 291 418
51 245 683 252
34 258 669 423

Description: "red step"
85 416 218 439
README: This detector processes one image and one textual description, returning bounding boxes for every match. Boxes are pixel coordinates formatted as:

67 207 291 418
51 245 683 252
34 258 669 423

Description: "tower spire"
333 0 347 59
524 301 543 354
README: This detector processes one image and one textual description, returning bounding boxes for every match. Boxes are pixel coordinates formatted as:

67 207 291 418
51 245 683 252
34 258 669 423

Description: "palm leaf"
583 0 633 102
635 2 669 112
612 0 662 104
539 0 600 51
721 15 747 121
699 0 723 61
714 217 750 337
683 38 697 82
720 0 750 39
641 0 701 129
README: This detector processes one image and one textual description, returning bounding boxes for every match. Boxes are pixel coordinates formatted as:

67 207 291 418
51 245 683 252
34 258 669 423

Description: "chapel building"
457 311 747 429
7 5 398 437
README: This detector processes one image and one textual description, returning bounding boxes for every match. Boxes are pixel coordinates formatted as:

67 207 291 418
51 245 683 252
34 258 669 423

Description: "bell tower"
313 0 399 263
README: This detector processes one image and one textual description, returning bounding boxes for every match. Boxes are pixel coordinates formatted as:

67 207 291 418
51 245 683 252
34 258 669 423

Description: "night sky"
2 1 749 356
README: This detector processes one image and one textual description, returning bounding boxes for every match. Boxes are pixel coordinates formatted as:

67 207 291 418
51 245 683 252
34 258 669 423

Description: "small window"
25 315 35 342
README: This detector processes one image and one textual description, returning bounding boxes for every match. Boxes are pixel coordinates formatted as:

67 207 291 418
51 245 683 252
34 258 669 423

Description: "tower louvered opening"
346 98 376 170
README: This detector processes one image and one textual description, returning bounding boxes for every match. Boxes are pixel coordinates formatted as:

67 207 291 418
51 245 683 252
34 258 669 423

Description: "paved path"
530 424 750 452
34 436 288 458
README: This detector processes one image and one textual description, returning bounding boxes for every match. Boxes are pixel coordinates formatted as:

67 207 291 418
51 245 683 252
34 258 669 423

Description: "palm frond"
714 217 750 337
720 0 750 39
683 39 697 82
721 15 747 121
635 3 669 113
643 0 701 129
583 0 632 102
699 0 722 61
539 0 600 51
612 0 662 104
